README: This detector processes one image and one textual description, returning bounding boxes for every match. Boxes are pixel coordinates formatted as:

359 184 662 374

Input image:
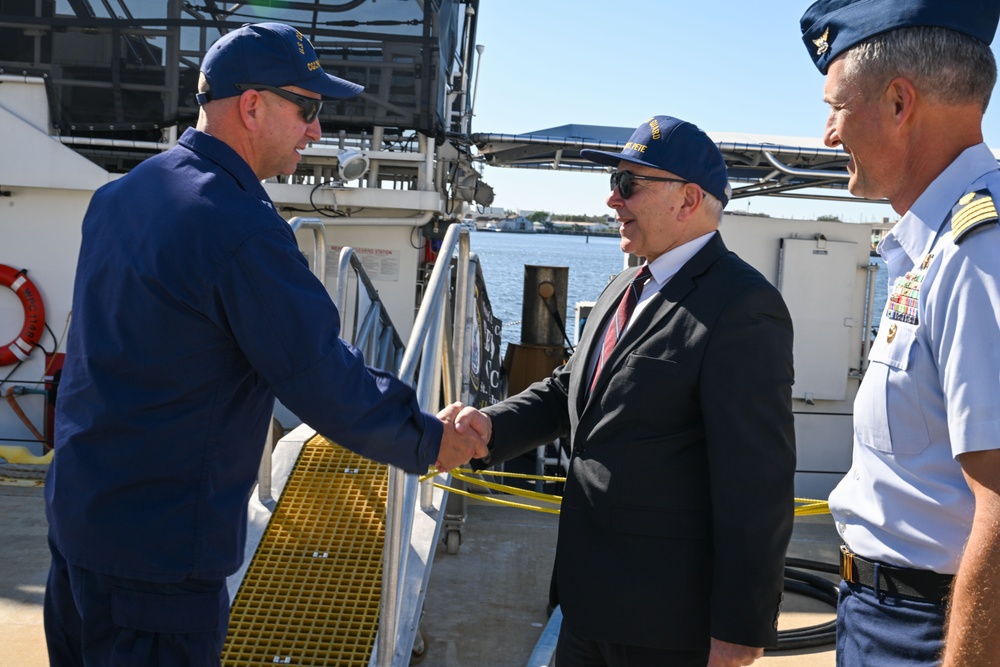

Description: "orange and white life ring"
0 265 46 366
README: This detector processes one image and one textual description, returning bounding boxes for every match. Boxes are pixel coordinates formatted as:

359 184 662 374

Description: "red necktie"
589 265 652 394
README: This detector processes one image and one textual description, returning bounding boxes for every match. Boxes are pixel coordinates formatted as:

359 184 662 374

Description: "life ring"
0 265 46 366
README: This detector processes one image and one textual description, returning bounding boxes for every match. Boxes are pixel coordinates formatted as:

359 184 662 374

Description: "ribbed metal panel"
223 435 387 666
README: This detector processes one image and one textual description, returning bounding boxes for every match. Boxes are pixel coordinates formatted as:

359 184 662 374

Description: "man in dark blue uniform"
800 1 1000 665
44 23 486 666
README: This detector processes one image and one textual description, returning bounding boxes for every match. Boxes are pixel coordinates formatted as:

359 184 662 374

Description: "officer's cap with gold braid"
800 0 1000 75
197 22 363 104
952 189 999 244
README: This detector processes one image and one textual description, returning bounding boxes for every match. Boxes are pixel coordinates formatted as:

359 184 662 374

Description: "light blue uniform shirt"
829 143 1000 574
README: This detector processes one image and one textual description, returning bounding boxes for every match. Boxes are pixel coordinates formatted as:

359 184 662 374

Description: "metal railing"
289 217 328 286
337 249 406 373
376 223 479 667
253 219 479 667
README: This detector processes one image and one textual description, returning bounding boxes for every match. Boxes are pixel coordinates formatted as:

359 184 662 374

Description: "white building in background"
464 206 506 219
496 215 534 232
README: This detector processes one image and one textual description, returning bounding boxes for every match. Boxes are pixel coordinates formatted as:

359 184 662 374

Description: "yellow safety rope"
437 482 561 515
420 468 830 516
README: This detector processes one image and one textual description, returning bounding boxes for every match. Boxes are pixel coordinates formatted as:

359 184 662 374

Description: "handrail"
336 248 405 367
257 218 479 667
376 223 479 667
289 217 328 285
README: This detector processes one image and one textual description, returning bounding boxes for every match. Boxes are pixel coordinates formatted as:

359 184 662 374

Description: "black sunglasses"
610 170 690 199
234 83 323 123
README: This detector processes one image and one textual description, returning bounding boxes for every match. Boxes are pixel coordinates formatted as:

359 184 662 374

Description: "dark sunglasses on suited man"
234 83 324 123
610 170 692 199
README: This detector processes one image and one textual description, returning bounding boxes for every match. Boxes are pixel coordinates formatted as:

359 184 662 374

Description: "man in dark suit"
448 115 796 667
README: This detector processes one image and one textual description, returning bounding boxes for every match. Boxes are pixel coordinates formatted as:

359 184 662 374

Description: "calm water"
469 231 890 354
469 231 625 353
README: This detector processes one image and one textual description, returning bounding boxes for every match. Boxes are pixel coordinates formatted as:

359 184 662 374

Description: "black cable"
307 181 349 218
445 164 461 216
31 341 52 357
786 557 839 575
45 322 59 350
1 361 24 387
773 559 840 651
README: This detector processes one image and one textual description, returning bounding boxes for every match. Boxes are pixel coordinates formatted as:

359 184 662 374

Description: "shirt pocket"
854 323 931 455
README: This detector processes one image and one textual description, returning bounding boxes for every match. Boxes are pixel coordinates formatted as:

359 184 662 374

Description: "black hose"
786 557 839 575
774 559 840 651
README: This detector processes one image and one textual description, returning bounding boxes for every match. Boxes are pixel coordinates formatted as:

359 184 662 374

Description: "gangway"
223 224 483 667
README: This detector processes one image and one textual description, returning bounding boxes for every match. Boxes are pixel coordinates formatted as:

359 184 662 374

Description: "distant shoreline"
477 228 620 238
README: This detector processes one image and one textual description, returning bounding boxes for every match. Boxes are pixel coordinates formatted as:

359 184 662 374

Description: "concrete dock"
0 480 48 667
0 476 838 667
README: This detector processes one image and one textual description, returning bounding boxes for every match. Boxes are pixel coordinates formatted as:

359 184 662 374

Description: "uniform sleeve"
926 225 1000 458
700 281 796 647
210 226 441 474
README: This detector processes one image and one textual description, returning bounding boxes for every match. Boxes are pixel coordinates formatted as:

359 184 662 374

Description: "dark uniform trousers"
44 537 229 666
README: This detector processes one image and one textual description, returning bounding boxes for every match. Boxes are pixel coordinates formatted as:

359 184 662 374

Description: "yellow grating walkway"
222 434 388 666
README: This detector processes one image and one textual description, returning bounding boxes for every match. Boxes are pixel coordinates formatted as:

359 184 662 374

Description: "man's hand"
435 402 490 471
453 404 492 446
708 638 763 667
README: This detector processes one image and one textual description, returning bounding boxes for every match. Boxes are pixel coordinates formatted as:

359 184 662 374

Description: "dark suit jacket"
479 232 795 650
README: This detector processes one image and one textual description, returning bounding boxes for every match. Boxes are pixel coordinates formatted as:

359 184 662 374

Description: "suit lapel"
571 269 635 414
581 234 731 410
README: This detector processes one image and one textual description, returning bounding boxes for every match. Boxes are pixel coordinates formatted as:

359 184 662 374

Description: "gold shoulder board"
951 189 998 244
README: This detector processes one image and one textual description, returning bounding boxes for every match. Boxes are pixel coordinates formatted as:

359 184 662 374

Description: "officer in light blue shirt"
800 1 1000 665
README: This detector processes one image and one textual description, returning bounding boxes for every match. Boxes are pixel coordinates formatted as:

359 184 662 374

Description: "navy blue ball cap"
801 0 1000 74
197 22 363 103
581 116 731 208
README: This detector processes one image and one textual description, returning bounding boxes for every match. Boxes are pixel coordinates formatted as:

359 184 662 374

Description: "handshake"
433 402 493 472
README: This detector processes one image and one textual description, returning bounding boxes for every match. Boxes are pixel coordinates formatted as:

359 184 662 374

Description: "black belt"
840 546 953 601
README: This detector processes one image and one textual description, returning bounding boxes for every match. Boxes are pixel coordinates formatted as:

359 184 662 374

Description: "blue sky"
469 0 1000 222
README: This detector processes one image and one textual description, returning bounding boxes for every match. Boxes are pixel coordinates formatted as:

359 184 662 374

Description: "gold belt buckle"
840 545 855 583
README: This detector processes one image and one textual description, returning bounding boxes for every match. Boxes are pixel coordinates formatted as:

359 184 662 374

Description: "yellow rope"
793 498 832 516
459 469 568 483
0 444 53 465
433 482 561 515
421 468 831 517
450 469 563 504
418 468 565 484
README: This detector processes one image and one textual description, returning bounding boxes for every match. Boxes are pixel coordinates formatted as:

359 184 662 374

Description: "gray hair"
701 192 724 223
663 181 725 223
842 26 997 112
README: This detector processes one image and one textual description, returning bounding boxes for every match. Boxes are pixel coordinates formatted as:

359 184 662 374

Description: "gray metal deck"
419 496 839 667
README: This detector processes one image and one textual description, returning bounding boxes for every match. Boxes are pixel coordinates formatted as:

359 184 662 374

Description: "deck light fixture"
337 148 370 182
